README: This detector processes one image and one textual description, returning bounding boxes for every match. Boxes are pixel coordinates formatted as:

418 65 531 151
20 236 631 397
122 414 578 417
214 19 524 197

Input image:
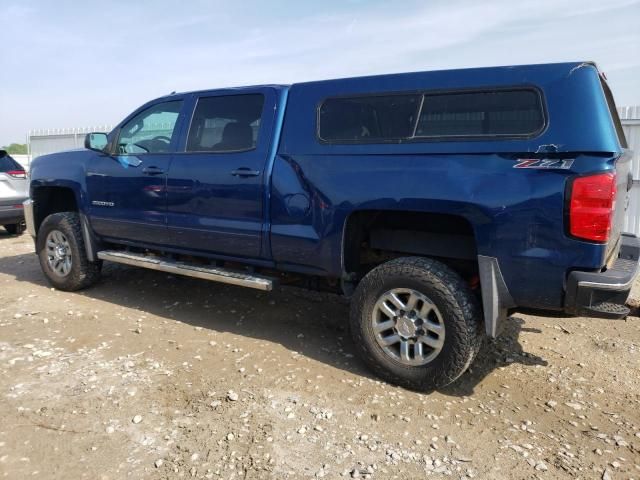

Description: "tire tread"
36 212 101 291
350 256 483 390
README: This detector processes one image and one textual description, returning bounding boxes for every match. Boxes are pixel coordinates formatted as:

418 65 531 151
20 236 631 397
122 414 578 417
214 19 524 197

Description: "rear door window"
186 94 265 153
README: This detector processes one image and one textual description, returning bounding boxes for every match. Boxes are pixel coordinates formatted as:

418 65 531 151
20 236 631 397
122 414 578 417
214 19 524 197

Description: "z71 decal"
513 158 574 169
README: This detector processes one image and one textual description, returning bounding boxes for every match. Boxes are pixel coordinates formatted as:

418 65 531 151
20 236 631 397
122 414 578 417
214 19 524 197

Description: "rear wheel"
36 212 101 291
4 222 25 235
350 257 483 390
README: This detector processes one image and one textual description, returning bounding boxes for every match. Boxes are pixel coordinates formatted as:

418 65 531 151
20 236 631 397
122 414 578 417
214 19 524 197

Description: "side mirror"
85 132 109 152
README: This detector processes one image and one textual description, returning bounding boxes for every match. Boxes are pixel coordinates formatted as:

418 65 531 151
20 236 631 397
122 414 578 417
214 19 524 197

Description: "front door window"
117 101 183 155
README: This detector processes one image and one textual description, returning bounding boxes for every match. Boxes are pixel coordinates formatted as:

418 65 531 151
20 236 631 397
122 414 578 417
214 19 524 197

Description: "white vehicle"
0 151 28 234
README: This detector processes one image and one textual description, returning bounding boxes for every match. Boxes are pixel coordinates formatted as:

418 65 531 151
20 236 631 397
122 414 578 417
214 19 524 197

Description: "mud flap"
478 255 516 338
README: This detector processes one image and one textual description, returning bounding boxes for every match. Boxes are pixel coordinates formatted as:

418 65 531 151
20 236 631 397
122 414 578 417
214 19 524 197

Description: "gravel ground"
0 232 638 480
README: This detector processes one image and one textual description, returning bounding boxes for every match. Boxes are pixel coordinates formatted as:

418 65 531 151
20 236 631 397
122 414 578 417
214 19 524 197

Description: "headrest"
221 122 253 149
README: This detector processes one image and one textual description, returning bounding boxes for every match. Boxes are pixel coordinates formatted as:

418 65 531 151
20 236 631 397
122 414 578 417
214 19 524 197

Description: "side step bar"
97 250 274 291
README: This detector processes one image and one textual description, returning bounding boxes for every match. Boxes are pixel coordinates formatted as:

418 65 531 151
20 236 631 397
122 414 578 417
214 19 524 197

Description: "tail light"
568 172 616 242
7 170 26 179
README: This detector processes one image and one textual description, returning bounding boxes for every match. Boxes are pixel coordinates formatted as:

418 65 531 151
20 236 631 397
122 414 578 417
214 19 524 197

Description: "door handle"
231 168 260 177
142 166 165 175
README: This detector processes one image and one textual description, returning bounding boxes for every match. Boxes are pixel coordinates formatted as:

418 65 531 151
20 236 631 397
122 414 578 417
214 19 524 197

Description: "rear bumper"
0 201 26 225
565 233 640 318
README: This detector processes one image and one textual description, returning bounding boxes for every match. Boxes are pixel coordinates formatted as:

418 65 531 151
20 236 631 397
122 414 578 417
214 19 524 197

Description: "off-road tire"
4 222 25 235
350 257 483 390
36 212 101 291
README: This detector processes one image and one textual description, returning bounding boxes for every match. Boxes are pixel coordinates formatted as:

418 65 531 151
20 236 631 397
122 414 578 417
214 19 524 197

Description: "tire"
350 257 483 391
4 222 25 235
36 212 102 291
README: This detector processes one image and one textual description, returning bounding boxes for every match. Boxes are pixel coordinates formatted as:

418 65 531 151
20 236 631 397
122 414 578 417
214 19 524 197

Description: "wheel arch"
341 209 514 338
341 209 478 276
30 183 99 261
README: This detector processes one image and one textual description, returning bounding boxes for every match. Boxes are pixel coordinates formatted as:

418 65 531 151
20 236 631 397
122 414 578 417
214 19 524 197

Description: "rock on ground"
0 234 638 479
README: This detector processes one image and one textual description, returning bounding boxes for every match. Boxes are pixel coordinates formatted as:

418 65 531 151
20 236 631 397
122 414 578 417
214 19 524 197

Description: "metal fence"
28 126 112 162
620 107 640 236
11 154 31 170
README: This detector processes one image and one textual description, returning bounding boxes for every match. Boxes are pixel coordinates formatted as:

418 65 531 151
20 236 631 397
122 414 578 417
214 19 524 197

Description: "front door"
166 90 274 258
87 99 185 245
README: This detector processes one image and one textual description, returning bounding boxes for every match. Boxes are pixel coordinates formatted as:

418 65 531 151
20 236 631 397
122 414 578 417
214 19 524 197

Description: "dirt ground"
0 232 638 480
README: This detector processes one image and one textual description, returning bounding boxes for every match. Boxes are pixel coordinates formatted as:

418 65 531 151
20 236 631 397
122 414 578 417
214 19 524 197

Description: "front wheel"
36 212 102 291
350 257 483 390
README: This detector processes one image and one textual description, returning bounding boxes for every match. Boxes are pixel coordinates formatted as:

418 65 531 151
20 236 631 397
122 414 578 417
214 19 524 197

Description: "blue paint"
28 62 629 312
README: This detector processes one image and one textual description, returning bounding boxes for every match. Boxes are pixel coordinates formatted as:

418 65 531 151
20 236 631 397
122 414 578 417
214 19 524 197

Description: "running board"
97 250 274 291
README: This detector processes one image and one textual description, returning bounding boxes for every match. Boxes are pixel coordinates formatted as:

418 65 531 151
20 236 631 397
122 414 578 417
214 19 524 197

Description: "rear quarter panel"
270 152 614 309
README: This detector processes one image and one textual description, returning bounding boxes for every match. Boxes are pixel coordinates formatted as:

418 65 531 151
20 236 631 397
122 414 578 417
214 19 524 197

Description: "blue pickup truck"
24 61 638 390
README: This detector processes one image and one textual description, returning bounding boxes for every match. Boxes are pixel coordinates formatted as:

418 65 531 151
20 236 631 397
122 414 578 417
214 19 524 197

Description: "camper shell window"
318 88 545 143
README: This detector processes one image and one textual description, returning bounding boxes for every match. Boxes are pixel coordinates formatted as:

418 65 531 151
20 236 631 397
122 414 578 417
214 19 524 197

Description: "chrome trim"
577 256 640 292
23 199 36 238
578 273 639 291
97 250 274 291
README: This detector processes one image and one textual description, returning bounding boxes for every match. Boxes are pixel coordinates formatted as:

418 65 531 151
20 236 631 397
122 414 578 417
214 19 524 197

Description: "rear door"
87 99 186 245
165 89 276 258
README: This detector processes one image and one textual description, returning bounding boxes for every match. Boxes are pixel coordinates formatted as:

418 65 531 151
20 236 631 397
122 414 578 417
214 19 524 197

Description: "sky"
1 0 639 146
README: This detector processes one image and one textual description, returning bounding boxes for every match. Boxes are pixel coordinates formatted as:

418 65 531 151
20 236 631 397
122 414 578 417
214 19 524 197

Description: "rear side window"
0 155 23 172
318 88 545 143
417 90 544 137
318 94 421 142
187 94 265 153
